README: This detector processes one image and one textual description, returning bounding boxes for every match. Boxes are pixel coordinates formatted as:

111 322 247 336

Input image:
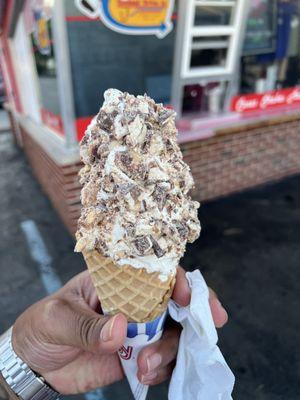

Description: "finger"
173 268 228 328
137 325 180 376
172 266 191 306
61 271 100 311
138 363 174 386
41 297 127 354
209 288 228 328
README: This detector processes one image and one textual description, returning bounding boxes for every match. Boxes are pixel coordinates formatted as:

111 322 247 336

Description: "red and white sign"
231 87 300 113
41 108 64 135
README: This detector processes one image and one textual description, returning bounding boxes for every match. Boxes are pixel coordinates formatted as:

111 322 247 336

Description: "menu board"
243 0 277 55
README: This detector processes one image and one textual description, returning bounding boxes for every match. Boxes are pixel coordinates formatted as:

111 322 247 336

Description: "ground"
0 115 299 399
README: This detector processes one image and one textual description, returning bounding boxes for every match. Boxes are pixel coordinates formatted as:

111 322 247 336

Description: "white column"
52 0 77 149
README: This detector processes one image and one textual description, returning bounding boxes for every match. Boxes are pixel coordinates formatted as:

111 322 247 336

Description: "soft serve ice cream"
75 89 200 281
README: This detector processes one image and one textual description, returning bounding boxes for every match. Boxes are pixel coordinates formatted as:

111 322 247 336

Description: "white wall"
10 15 41 123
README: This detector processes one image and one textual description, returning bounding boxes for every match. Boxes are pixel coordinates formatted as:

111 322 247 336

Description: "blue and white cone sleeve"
118 311 168 400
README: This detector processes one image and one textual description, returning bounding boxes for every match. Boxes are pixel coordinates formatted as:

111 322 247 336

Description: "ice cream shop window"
190 48 227 69
27 0 63 135
173 0 300 118
239 0 300 95
65 0 176 122
194 2 235 27
171 0 249 116
230 0 300 115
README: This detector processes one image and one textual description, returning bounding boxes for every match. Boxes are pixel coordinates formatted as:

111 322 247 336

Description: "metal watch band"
0 328 60 400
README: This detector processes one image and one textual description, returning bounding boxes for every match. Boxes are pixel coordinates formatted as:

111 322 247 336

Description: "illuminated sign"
75 0 174 38
231 87 300 113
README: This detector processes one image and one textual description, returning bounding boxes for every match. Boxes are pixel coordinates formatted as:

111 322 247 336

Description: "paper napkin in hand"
168 270 235 400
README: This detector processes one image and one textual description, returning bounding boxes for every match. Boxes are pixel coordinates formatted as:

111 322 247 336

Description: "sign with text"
41 108 64 135
231 87 300 113
75 0 174 38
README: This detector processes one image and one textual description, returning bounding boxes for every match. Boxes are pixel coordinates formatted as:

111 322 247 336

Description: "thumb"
43 298 127 354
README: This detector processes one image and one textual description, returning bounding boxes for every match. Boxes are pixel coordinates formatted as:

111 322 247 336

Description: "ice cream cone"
83 250 176 323
75 90 201 400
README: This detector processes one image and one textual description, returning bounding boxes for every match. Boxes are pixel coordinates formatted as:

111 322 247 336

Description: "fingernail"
141 371 157 384
147 353 162 373
100 316 116 342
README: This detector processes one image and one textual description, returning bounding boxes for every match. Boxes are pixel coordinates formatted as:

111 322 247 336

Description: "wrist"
0 328 60 400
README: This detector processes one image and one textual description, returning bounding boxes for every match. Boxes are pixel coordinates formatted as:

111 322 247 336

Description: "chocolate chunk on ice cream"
75 89 200 281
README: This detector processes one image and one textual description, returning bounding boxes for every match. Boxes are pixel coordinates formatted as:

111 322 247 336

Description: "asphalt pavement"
0 123 299 400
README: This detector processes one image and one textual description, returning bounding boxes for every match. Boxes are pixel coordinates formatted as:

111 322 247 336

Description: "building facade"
1 0 300 234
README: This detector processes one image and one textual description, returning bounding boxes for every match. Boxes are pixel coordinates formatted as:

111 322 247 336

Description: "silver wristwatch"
0 328 60 400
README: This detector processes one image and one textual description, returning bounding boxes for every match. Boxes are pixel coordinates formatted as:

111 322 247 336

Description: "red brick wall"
20 127 81 234
182 116 300 201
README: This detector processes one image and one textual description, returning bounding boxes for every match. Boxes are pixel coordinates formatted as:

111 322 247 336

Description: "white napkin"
168 270 235 400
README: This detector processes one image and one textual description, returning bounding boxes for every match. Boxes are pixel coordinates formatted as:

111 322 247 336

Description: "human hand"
12 268 227 394
12 271 127 394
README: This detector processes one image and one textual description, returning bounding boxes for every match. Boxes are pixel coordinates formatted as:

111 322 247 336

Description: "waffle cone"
83 250 176 323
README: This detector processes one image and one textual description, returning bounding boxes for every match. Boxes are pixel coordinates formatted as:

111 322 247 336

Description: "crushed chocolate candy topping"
98 143 110 158
120 152 133 167
125 223 136 237
95 238 108 251
140 200 147 212
130 185 141 200
174 221 189 240
76 89 201 265
158 108 176 125
91 145 100 160
153 184 168 211
97 110 114 132
81 135 88 145
102 175 115 193
134 236 152 255
150 235 166 258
